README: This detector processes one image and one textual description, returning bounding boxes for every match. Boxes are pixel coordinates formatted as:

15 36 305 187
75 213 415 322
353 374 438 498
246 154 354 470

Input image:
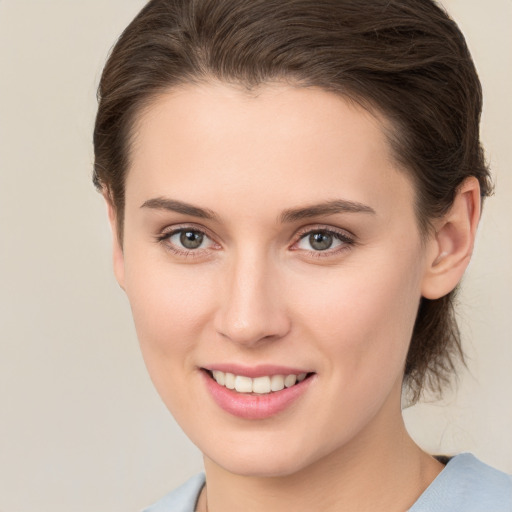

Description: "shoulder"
410 453 512 512
142 473 206 512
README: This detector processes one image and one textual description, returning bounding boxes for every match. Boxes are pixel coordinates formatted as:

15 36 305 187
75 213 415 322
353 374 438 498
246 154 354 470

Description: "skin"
107 82 480 511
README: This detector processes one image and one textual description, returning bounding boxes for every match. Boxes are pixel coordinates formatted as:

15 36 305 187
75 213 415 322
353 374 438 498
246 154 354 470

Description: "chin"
215 456 308 479
202 434 325 478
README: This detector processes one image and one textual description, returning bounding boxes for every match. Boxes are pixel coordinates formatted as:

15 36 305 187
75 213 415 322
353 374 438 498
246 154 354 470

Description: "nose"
214 249 291 347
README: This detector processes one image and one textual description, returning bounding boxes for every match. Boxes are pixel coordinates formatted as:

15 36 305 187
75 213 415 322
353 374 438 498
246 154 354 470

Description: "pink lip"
205 364 310 378
201 369 315 420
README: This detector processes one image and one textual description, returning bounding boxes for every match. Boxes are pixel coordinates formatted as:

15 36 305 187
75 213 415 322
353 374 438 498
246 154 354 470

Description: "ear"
421 177 481 299
103 192 126 291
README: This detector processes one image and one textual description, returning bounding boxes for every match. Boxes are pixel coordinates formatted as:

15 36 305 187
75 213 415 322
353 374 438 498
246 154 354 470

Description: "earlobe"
103 193 126 291
421 177 481 300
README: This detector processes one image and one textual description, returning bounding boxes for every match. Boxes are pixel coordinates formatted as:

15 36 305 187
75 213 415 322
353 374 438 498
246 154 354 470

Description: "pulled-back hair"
93 0 492 403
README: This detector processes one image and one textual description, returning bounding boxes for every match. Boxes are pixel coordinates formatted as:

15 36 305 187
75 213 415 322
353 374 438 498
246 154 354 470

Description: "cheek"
293 255 423 386
123 254 217 388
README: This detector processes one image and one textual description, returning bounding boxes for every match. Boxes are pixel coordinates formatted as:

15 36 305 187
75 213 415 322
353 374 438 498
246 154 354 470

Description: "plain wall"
0 1 510 511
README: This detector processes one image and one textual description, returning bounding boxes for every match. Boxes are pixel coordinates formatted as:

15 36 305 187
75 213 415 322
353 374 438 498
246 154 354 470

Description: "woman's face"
115 83 433 477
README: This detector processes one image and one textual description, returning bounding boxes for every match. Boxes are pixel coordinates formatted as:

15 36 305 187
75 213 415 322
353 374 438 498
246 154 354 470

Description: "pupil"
180 231 203 249
310 232 333 251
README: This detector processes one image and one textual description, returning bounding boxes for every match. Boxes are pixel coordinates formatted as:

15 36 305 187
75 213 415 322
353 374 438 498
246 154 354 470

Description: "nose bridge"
215 244 289 346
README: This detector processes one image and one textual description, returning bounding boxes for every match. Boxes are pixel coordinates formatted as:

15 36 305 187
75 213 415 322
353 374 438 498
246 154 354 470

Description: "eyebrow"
140 197 375 223
140 197 218 220
280 199 376 223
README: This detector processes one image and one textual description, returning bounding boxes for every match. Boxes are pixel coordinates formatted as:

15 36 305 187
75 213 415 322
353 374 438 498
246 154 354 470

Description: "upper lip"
202 364 313 378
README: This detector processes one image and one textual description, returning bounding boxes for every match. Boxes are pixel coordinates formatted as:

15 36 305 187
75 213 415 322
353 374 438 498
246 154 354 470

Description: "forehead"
126 82 415 222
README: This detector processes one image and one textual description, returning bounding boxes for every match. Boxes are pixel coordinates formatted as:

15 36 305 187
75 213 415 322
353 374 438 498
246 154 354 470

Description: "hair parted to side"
93 0 492 403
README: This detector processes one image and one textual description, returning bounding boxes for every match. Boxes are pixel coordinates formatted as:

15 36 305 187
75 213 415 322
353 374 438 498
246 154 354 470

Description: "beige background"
0 1 510 511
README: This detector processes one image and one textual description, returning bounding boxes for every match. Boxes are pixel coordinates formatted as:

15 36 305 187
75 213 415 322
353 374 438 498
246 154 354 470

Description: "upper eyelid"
160 222 209 233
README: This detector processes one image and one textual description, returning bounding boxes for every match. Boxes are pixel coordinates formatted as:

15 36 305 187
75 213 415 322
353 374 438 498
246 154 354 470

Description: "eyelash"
155 225 356 259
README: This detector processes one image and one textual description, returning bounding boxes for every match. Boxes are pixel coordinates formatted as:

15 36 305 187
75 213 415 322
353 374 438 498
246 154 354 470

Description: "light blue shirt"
143 453 512 511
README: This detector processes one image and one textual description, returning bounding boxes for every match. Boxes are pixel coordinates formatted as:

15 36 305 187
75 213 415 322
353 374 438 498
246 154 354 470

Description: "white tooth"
284 374 297 388
252 376 271 394
297 373 307 382
270 375 285 392
212 370 225 386
225 372 235 390
234 375 253 393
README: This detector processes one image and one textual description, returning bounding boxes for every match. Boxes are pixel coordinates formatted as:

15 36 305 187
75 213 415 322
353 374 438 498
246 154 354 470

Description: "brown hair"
93 0 492 403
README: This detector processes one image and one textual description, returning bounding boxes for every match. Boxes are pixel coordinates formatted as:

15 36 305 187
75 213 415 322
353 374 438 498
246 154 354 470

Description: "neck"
199 397 443 512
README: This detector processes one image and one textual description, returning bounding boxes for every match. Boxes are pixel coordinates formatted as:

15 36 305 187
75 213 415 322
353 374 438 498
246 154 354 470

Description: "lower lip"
202 371 315 420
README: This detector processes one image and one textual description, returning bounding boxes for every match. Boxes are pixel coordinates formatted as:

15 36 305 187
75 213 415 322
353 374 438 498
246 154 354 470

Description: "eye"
173 229 206 250
157 227 218 254
294 228 354 254
302 232 335 251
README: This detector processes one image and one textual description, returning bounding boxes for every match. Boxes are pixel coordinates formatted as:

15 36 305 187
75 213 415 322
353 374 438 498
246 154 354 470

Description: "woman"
93 0 511 510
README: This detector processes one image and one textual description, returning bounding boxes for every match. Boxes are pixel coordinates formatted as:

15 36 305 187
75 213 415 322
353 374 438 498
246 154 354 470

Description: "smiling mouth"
203 369 314 395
